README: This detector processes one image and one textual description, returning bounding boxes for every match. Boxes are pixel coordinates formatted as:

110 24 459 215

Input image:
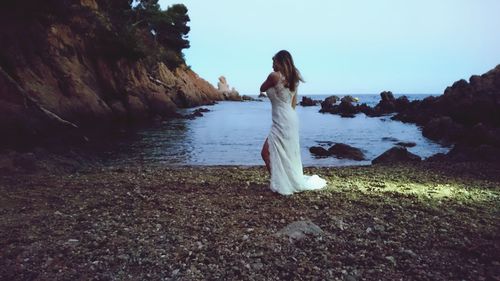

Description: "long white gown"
266 74 327 195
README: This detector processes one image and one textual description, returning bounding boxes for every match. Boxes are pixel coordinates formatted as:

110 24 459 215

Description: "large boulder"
340 95 359 103
300 96 319 106
372 146 421 164
320 95 339 112
380 91 395 102
310 143 365 160
337 100 358 118
358 103 376 116
328 143 365 160
362 92 412 117
373 91 396 114
394 95 411 111
309 146 330 157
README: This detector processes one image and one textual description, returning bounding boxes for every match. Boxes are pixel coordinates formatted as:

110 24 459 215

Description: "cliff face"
390 64 500 158
0 0 223 147
393 65 500 129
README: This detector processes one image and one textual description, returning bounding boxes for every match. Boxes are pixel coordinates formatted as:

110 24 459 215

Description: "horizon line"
244 92 443 96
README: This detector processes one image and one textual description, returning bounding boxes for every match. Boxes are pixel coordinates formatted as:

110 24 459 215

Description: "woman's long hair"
273 50 304 92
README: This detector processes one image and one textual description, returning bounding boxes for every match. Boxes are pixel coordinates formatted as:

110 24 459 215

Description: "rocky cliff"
393 65 500 144
0 0 224 147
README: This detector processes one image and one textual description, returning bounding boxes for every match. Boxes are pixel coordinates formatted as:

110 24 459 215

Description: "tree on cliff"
132 0 191 67
97 0 191 68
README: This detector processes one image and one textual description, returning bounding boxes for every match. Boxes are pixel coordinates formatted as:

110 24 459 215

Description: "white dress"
266 74 327 195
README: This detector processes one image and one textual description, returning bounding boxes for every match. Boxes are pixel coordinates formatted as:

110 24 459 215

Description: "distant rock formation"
320 95 340 112
299 96 320 106
217 76 241 101
320 95 359 118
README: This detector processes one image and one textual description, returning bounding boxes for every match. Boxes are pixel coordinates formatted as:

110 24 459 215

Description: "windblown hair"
273 50 304 92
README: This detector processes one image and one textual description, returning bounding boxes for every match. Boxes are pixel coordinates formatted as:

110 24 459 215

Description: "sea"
103 94 451 167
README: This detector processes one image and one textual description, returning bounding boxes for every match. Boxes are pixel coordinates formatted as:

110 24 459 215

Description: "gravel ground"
0 162 499 280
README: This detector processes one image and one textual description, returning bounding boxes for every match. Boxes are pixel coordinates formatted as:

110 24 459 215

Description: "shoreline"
1 162 499 280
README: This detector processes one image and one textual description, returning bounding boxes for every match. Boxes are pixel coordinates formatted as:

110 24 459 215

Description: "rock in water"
328 143 365 160
395 141 417 148
320 95 340 112
372 146 421 164
341 95 359 103
217 76 241 101
300 96 319 106
309 146 330 157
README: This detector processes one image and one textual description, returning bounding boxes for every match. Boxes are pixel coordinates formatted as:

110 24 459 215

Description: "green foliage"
130 1 191 68
95 26 147 61
95 0 191 68
97 0 134 23
0 0 191 68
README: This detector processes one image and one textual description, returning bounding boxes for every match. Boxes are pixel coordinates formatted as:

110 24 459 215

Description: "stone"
309 146 330 157
341 95 359 103
300 96 319 106
320 95 340 112
275 220 324 241
328 143 365 160
372 146 421 164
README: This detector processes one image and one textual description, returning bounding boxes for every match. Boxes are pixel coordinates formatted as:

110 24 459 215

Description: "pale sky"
159 0 500 95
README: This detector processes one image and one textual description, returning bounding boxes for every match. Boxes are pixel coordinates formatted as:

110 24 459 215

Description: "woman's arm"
260 72 280 92
291 93 297 109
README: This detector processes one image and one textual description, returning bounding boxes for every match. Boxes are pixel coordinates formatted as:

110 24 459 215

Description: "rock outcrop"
328 143 365 160
393 66 500 145
299 96 320 106
319 95 339 112
372 147 421 164
393 65 500 161
217 76 241 101
317 65 500 162
0 2 225 147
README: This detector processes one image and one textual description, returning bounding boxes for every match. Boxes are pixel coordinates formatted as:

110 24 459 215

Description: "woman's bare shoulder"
268 71 281 81
261 71 281 92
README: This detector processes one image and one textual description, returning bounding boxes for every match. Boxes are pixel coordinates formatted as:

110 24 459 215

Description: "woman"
260 50 327 195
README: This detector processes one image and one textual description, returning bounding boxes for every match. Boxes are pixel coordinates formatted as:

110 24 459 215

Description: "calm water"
104 94 450 166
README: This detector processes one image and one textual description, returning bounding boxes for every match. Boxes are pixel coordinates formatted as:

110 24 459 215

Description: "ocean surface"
104 94 450 166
